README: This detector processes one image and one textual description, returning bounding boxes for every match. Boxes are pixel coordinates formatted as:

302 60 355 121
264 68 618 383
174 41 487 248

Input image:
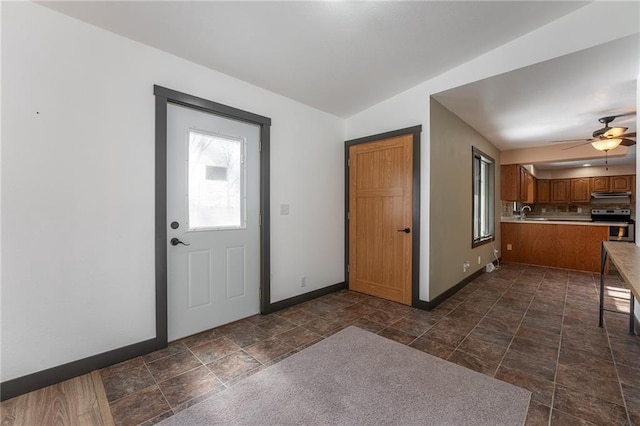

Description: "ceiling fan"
552 112 636 152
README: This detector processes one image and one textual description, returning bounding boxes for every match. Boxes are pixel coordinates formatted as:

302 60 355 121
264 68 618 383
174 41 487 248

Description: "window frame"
472 147 495 248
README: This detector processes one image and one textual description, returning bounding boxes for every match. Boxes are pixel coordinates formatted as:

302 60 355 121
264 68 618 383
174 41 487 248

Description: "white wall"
346 1 640 301
1 2 345 382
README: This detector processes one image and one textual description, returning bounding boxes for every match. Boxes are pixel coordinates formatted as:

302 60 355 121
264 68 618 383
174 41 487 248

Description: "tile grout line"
554 274 635 424
546 273 570 426
491 272 545 378
442 268 529 365
405 275 503 347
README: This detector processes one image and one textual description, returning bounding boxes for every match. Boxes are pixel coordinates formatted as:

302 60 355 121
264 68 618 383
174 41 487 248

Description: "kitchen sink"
523 217 549 221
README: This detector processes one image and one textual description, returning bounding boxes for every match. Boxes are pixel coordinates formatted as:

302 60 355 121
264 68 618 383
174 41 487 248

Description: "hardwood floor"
0 372 113 426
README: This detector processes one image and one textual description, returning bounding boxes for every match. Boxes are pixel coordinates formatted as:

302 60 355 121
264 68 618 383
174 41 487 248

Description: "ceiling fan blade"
561 141 593 150
621 132 636 138
620 138 636 146
551 138 592 143
599 112 636 123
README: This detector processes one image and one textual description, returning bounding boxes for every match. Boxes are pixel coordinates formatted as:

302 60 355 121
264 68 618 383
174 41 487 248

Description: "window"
472 147 495 247
188 130 245 230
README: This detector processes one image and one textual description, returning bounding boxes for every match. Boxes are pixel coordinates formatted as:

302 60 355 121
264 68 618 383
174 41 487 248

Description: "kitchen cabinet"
591 176 610 192
501 164 520 201
501 222 609 272
537 179 550 203
501 164 535 202
570 178 591 203
551 179 570 203
524 173 536 204
610 175 633 192
591 175 633 193
519 167 528 201
503 170 635 204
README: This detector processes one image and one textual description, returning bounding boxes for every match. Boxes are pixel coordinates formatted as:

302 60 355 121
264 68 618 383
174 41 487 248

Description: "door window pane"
188 130 245 230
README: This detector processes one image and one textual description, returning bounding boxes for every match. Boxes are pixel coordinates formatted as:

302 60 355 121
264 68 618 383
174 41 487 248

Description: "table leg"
599 242 607 328
631 294 635 335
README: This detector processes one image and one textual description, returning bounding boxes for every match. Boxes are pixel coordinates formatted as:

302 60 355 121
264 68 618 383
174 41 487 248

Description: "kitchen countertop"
501 217 630 227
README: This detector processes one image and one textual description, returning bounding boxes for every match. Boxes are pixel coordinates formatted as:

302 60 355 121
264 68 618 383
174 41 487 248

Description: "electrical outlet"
493 248 499 256
280 204 290 215
477 255 481 265
463 261 470 272
577 207 582 213
541 208 546 214
507 244 512 251
300 276 306 287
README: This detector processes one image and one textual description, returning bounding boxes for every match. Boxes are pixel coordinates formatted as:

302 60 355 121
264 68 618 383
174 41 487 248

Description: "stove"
591 208 631 223
591 208 634 242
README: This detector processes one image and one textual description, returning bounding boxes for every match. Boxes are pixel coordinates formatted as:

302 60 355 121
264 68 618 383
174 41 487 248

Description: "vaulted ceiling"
42 1 638 160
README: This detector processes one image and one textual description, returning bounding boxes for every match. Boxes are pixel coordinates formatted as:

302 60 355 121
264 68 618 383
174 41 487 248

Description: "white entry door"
167 103 260 341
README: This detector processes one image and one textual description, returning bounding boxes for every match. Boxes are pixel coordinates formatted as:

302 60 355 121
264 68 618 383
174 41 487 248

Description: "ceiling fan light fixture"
602 126 628 138
591 138 622 151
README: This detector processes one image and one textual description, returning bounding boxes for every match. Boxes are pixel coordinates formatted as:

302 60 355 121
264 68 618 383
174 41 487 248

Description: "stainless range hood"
591 191 632 199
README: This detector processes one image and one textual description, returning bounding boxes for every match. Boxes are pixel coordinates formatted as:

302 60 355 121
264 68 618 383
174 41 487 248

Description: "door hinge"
347 211 350 220
259 213 262 227
258 139 262 152
348 158 350 167
347 264 350 273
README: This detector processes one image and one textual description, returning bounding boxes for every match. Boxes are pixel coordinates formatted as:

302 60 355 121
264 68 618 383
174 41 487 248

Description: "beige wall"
429 99 501 300
534 164 635 179
501 144 629 165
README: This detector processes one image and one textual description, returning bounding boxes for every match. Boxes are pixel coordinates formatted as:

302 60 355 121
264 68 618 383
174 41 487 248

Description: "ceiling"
41 1 638 169
433 34 639 151
42 1 587 118
433 33 639 168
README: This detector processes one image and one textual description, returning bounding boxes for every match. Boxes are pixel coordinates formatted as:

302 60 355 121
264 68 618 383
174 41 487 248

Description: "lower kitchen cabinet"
501 222 609 272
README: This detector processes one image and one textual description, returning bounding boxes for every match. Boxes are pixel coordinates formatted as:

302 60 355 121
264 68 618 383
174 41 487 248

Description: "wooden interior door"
348 134 413 305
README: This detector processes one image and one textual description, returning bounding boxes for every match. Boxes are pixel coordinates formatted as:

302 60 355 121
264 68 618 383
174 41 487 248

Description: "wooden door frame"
154 85 272 349
344 125 422 306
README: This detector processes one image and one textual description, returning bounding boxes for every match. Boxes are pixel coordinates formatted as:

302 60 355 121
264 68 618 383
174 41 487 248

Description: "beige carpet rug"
160 326 531 425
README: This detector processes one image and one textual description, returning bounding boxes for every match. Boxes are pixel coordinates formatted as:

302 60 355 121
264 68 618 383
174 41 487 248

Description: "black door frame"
154 85 272 348
344 125 422 307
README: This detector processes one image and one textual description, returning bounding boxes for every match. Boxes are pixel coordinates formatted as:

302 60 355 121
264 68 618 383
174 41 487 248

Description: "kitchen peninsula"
501 219 627 272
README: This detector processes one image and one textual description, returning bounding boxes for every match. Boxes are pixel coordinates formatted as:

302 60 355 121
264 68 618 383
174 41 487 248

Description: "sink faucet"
520 205 532 219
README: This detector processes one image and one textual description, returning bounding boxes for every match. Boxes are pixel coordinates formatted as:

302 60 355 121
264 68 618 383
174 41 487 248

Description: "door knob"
170 238 190 246
397 228 411 233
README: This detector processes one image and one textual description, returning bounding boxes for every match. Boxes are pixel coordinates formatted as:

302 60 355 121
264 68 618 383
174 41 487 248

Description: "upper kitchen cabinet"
570 178 590 203
537 179 550 203
610 175 633 192
524 173 536 204
591 176 610 192
501 164 535 202
551 179 571 203
590 175 633 193
501 164 520 201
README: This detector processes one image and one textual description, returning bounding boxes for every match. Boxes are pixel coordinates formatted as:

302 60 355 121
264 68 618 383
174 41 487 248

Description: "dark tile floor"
101 263 640 425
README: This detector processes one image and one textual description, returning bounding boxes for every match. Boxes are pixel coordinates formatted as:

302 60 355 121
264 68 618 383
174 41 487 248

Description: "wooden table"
600 241 640 334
